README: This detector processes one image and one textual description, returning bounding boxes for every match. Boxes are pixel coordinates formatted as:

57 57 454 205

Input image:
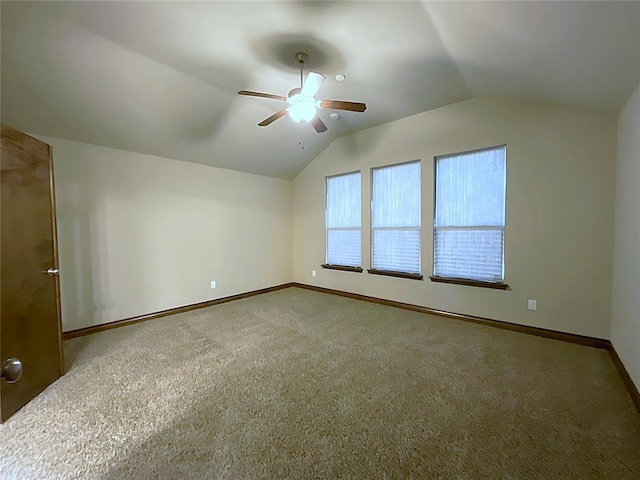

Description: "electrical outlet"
312 270 316 278
210 281 216 289
528 299 537 311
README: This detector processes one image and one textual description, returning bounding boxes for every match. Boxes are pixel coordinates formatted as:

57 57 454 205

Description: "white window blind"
433 146 506 282
326 172 361 267
371 161 421 274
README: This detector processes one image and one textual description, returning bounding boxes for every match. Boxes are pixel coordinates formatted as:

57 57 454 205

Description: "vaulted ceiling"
2 1 638 179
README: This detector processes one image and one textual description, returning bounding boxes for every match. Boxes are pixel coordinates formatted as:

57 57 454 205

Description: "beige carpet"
1 287 638 479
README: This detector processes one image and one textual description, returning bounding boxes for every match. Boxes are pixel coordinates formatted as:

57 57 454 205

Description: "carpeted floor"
1 287 638 479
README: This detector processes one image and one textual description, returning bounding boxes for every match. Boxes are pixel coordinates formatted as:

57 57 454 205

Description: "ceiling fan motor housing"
288 87 302 98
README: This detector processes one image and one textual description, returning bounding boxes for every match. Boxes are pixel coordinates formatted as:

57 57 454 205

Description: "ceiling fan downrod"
296 52 309 89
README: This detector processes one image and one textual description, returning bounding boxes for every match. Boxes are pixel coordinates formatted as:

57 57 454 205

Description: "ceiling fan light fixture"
238 52 366 131
287 102 317 123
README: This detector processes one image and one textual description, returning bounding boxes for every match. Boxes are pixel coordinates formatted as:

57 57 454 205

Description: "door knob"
1 358 23 383
45 268 59 276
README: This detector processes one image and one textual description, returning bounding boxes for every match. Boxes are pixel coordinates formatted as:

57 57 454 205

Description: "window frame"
430 145 508 289
322 170 363 273
368 159 423 280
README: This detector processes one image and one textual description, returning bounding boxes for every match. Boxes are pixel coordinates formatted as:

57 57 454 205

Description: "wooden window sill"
429 276 509 290
368 269 423 280
321 264 363 273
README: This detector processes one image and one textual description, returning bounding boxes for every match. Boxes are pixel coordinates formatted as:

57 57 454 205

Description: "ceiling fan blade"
238 90 287 102
311 116 328 133
319 100 367 112
301 72 326 98
258 109 288 127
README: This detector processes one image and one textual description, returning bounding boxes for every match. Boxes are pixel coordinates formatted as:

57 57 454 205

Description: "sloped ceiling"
1 1 638 179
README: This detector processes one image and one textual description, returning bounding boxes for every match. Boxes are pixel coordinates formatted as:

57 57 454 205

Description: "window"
432 145 507 287
324 171 362 271
370 161 421 278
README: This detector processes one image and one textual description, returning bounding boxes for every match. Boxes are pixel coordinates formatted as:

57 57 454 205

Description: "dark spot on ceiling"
251 34 346 74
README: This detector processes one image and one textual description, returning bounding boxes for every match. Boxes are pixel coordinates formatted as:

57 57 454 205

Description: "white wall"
293 98 617 339
42 137 292 332
611 86 640 388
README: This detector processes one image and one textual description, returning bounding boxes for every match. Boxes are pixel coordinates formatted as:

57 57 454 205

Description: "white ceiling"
2 1 638 179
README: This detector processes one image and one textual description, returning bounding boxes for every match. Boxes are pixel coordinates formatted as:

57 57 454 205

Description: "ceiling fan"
238 53 367 133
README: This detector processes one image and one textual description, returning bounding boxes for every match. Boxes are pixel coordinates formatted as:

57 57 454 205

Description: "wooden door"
1 124 63 422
